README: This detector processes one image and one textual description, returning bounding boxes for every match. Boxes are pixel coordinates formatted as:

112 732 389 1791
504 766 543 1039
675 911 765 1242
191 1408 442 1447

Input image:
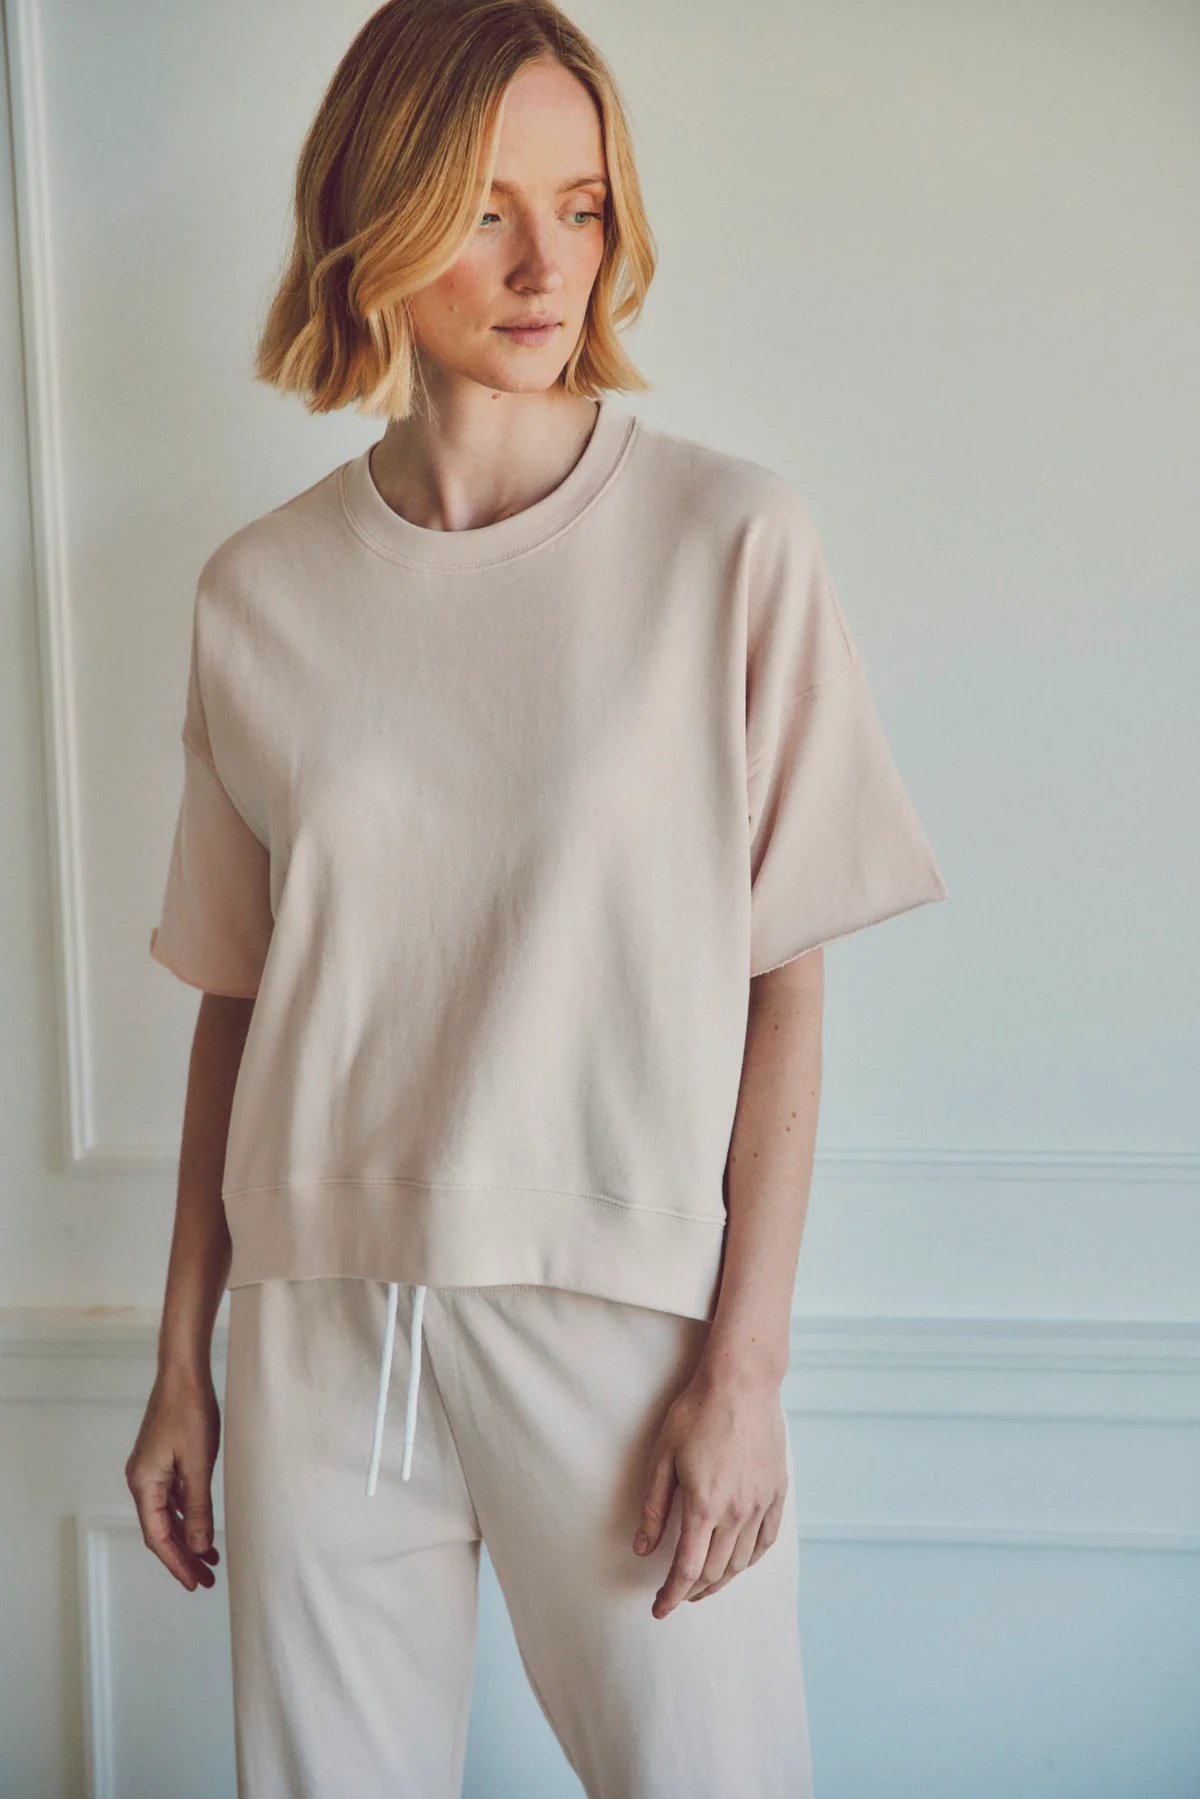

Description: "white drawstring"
365 1282 426 1496
401 1284 426 1482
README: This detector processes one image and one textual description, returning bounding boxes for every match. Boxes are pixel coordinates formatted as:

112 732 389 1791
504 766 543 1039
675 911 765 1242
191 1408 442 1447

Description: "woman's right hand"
125 1371 223 1592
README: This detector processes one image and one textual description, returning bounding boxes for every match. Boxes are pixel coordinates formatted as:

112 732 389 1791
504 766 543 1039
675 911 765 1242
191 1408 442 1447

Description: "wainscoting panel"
77 1514 235 1799
795 1537 1200 1799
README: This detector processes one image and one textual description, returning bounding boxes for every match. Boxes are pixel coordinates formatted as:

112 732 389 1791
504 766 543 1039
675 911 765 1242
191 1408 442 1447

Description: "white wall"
2 0 1197 1794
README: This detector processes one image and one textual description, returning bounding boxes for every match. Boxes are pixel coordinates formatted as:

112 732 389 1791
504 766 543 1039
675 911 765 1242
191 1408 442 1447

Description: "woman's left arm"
633 947 824 1618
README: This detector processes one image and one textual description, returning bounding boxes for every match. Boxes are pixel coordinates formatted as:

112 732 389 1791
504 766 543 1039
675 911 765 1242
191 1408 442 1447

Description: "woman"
127 2 948 1793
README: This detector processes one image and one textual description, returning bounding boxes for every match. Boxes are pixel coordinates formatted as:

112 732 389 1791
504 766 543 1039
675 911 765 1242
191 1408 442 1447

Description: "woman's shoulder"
625 411 815 544
193 455 351 606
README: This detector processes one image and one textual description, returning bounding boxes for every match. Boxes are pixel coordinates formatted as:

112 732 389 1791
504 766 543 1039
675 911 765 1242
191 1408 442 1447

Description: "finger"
177 1461 216 1557
689 1514 763 1601
653 1505 713 1619
683 1517 741 1601
747 1492 785 1567
132 1469 216 1592
165 1471 220 1581
634 1452 678 1557
136 1480 210 1590
168 1508 218 1589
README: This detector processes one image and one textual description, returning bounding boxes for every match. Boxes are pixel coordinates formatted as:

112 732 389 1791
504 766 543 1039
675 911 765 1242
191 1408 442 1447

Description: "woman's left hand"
633 1364 789 1619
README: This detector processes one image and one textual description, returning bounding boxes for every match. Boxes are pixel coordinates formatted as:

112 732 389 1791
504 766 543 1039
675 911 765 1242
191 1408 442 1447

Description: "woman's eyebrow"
490 174 609 193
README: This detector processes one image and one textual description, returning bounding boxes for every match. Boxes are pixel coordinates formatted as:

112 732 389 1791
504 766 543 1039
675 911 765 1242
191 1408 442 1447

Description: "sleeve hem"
149 927 260 1000
181 732 217 770
750 884 949 980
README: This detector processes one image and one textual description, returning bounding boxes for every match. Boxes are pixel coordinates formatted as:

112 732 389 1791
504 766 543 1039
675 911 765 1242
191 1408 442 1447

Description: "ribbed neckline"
339 398 638 570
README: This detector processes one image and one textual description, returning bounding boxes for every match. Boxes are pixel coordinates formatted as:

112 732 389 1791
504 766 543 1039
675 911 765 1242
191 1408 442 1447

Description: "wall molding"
794 1522 1200 1553
802 1147 1200 1183
6 0 98 1172
89 1143 1200 1181
76 1514 119 1799
7 1307 1200 1356
6 1307 1199 1415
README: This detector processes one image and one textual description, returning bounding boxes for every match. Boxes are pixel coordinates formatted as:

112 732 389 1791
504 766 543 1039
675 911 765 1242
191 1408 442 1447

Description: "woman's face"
406 55 608 398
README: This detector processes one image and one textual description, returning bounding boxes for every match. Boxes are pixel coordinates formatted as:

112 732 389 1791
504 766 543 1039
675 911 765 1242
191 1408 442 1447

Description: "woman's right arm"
125 991 254 1591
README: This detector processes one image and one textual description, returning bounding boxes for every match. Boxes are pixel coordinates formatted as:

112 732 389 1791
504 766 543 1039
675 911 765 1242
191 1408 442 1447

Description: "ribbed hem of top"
223 1180 727 1323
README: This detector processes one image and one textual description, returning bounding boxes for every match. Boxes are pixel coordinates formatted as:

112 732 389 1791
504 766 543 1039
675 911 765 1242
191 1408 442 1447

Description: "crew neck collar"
339 398 638 570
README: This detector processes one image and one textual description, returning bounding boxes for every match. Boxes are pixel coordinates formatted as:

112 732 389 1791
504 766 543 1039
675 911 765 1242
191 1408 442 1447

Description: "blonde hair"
254 0 656 420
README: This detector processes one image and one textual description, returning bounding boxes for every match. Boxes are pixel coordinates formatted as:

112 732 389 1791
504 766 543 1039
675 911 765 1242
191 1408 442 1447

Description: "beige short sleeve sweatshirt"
150 399 948 1322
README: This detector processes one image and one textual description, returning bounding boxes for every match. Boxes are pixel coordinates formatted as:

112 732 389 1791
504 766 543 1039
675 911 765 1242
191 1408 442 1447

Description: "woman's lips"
494 322 559 345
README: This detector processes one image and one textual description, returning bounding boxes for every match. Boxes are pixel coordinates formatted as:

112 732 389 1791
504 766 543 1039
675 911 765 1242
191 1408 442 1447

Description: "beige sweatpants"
222 1277 813 1798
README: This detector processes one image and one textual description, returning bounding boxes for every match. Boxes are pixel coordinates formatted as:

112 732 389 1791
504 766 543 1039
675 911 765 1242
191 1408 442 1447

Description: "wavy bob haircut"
255 0 656 420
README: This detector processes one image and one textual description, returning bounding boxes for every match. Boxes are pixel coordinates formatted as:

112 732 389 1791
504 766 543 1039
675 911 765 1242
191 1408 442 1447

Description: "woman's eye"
478 209 604 228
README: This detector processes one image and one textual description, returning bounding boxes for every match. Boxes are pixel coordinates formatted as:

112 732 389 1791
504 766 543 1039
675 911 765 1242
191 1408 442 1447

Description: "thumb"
180 1465 214 1554
633 1453 676 1556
